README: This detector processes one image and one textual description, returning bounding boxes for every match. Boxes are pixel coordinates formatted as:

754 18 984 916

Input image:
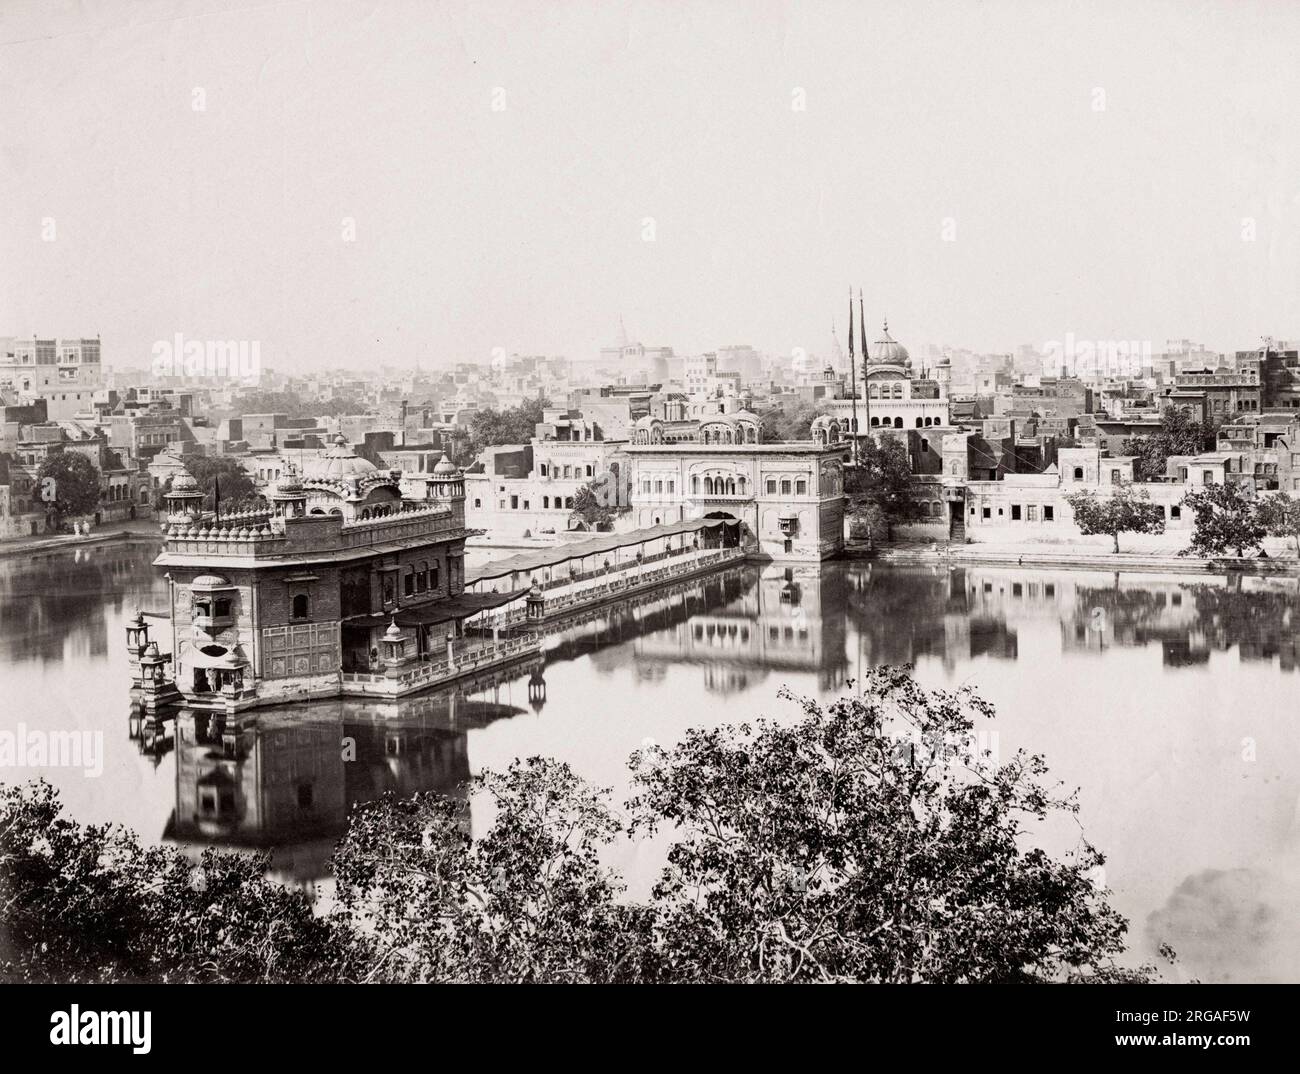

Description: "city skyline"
3 0 1299 371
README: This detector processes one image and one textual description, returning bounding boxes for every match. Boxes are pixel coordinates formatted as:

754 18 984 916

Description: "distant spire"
616 315 629 349
830 318 846 371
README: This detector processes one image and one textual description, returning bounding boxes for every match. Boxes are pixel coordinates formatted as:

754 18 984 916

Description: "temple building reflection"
163 683 528 885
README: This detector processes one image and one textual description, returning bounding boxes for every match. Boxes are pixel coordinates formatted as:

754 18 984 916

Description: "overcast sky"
2 0 1298 372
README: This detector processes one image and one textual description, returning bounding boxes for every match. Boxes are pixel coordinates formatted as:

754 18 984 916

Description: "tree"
35 451 100 530
331 758 655 983
570 481 613 530
843 435 922 542
1122 407 1215 482
1 671 1154 983
458 398 551 464
0 782 350 983
1256 492 1300 557
181 456 257 513
759 400 832 443
628 666 1136 983
1180 481 1266 558
1064 484 1166 553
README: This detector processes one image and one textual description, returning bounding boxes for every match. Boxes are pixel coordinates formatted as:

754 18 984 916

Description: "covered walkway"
465 517 740 591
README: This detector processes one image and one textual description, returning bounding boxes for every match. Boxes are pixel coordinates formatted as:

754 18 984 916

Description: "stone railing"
494 546 745 625
162 521 288 554
338 503 460 547
340 635 541 689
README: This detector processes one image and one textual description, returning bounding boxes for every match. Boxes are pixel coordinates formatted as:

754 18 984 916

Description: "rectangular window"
1202 471 1213 484
982 507 991 520
403 572 414 597
1011 504 1022 521
796 479 807 495
1027 505 1038 521
1043 505 1054 521
510 495 519 509
766 479 777 494
781 480 792 495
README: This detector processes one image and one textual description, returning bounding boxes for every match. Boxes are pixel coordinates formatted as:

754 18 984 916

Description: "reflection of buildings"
842 563 1300 674
163 683 528 885
843 564 1016 671
928 565 1300 672
632 563 850 693
0 543 166 664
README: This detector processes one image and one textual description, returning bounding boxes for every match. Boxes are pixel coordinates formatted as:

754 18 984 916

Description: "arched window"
868 383 879 399
292 594 309 619
892 383 903 399
737 476 746 494
894 417 903 429
692 476 700 494
870 417 880 427
704 477 714 495
726 478 736 495
916 417 924 428
361 508 371 520
1073 467 1084 480
416 561 428 593
403 567 415 597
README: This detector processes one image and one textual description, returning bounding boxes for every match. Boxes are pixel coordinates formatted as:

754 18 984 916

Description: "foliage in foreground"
1 669 1151 983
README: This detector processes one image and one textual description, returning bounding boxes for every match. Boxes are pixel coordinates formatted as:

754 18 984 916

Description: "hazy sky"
2 0 1298 372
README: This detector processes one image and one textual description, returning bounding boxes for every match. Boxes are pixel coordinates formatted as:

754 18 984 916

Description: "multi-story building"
1168 363 1262 421
152 438 514 711
624 436 848 560
823 321 951 434
0 336 102 396
463 438 630 537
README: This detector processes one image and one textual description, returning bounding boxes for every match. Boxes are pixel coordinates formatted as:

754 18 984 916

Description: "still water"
3 540 1299 983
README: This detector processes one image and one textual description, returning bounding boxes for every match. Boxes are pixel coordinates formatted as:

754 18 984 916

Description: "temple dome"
268 470 305 498
868 319 911 369
432 453 459 476
169 473 200 494
304 435 378 480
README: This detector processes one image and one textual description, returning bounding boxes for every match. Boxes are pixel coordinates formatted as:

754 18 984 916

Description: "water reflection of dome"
304 435 378 480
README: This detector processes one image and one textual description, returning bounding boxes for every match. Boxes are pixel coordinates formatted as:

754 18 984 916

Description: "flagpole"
860 290 870 446
847 287 859 467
